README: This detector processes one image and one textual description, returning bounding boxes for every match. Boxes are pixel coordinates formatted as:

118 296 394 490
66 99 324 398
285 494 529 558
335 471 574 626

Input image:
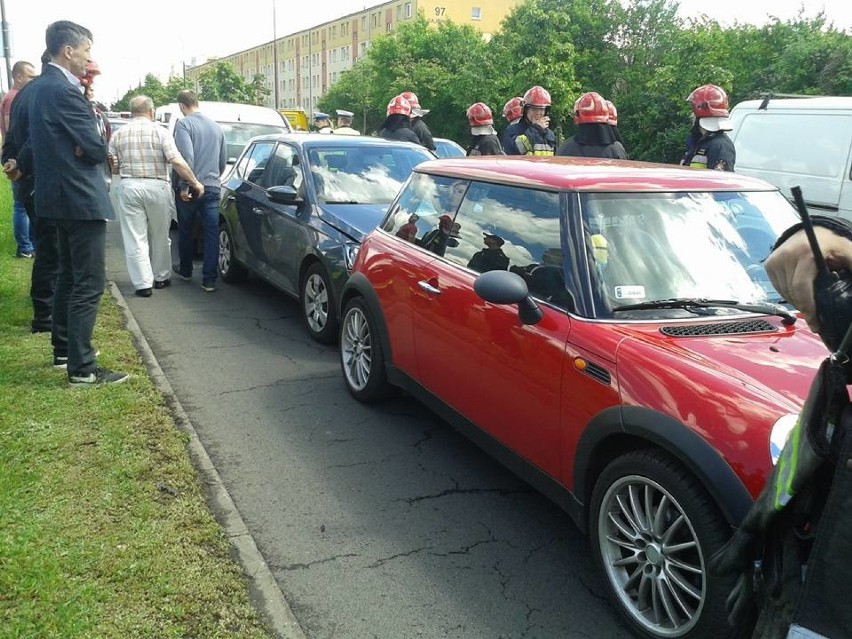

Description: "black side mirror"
267 185 302 204
474 270 544 325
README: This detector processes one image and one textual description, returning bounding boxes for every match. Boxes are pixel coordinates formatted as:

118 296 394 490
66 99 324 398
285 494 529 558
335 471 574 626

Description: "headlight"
769 413 799 465
344 243 360 271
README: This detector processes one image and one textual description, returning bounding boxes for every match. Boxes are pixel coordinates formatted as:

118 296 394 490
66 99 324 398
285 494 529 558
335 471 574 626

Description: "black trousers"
19 185 59 332
52 219 106 376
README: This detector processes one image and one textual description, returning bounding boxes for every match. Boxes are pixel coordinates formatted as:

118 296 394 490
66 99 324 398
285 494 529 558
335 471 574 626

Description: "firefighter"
400 91 436 152
500 96 524 153
556 92 626 159
465 102 504 156
506 85 556 156
680 84 736 171
379 96 420 145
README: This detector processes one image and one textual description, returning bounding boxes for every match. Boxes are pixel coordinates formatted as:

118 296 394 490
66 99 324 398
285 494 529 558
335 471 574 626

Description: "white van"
155 101 291 167
728 96 852 220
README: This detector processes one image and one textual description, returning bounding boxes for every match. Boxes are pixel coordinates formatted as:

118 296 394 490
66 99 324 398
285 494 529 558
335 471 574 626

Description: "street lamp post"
272 0 279 108
1 0 13 93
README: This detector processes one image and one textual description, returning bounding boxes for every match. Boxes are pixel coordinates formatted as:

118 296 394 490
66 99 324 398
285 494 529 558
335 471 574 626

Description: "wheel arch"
573 405 753 533
340 273 393 364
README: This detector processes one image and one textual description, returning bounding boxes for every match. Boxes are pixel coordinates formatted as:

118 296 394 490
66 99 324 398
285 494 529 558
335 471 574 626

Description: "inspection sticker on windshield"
614 285 646 300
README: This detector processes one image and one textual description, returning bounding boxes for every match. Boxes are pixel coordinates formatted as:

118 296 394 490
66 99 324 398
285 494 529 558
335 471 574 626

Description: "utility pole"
272 0 279 108
1 0 13 93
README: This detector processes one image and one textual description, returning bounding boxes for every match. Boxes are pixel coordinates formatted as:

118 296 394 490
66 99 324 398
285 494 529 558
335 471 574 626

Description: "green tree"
112 73 193 111
197 62 255 103
251 74 271 106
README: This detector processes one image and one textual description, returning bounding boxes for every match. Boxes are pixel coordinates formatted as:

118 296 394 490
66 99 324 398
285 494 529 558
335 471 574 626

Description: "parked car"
154 101 292 170
338 156 828 639
217 133 434 342
433 137 466 158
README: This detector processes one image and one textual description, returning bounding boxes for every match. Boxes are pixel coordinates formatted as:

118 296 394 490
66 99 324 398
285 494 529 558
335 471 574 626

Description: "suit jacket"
2 77 39 197
22 64 112 221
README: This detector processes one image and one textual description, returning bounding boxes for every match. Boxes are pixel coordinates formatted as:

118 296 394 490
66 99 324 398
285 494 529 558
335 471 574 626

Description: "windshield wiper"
613 298 797 325
322 199 361 204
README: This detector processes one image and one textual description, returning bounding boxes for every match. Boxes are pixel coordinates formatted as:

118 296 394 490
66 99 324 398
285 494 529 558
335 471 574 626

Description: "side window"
382 173 466 253
245 142 276 185
256 143 303 191
442 182 571 310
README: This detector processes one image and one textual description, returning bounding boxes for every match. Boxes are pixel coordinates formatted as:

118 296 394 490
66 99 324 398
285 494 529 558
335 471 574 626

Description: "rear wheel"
218 223 248 283
301 263 337 344
590 449 733 639
339 297 394 402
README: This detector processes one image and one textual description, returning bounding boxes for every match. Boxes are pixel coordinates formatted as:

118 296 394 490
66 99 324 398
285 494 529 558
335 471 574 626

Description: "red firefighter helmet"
399 91 421 110
687 84 730 118
606 100 618 126
573 91 609 125
386 95 412 117
467 102 494 127
522 85 551 108
80 60 101 87
502 97 523 122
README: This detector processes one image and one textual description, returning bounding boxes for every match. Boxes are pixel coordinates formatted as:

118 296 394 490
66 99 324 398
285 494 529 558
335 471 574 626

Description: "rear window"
735 112 852 179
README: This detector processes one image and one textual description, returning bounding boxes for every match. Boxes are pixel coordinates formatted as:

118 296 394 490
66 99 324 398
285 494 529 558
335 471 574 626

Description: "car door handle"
252 207 263 215
418 281 441 295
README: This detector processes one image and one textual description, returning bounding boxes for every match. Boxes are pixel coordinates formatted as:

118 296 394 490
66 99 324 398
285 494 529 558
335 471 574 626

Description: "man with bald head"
109 94 203 298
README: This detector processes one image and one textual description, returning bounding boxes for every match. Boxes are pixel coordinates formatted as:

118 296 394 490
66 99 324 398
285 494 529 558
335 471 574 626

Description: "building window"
472 7 481 20
397 5 402 20
362 16 367 31
332 25 337 38
387 22 393 32
406 2 412 18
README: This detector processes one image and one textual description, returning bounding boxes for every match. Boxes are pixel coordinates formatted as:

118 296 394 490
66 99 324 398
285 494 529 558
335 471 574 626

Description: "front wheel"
339 297 394 402
301 263 337 344
590 449 734 639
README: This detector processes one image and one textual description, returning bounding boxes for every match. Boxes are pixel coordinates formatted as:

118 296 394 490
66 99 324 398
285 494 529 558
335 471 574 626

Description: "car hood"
316 203 389 242
615 320 826 410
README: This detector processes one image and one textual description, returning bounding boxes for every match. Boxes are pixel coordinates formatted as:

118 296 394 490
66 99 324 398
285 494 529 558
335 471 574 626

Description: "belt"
121 176 168 181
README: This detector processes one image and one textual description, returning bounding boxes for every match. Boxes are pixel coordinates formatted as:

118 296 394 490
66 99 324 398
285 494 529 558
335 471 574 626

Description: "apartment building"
184 0 520 111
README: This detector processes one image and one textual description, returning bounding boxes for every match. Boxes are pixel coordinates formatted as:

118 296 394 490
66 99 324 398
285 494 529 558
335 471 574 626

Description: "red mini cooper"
337 157 827 639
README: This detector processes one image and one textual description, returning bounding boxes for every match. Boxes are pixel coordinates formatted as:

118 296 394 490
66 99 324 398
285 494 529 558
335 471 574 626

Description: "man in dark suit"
18 20 127 385
3 51 60 335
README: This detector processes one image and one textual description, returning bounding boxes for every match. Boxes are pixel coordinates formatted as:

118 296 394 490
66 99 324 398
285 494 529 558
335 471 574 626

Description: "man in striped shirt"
109 95 203 297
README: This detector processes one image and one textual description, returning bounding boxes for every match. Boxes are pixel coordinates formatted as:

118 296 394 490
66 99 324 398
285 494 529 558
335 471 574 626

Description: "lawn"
0 181 272 638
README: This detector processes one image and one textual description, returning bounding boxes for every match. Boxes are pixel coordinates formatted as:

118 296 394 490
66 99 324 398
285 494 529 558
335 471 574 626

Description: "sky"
2 0 850 102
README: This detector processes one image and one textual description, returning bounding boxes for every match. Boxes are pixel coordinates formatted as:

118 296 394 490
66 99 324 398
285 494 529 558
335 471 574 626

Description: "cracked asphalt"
106 225 633 639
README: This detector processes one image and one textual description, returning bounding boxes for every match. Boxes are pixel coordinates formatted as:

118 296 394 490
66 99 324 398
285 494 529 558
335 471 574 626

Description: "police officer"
333 109 360 136
465 103 504 156
681 84 736 171
557 92 627 159
313 112 332 133
506 86 556 156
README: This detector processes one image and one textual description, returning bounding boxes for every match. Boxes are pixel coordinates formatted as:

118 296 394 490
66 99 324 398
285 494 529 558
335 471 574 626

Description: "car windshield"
582 190 800 320
308 146 429 204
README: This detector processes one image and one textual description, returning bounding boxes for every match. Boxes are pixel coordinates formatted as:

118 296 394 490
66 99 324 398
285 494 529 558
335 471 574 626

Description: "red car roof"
416 156 777 193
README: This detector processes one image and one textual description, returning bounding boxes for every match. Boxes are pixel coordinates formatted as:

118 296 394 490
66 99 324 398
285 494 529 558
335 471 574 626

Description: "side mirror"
474 270 543 325
267 185 302 204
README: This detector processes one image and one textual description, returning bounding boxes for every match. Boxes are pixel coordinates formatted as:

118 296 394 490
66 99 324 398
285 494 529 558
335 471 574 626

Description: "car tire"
589 449 734 639
218 223 248 283
301 263 337 344
339 297 395 402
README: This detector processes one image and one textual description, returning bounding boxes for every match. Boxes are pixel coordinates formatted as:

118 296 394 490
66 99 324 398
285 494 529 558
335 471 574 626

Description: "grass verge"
0 182 272 639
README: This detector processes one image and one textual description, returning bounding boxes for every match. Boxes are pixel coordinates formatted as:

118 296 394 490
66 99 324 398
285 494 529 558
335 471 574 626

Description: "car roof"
732 96 852 112
248 132 431 151
413 156 778 192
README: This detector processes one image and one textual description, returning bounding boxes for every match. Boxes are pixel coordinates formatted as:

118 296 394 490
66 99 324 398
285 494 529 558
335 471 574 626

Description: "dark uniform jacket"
683 130 736 171
557 123 627 159
467 135 504 156
411 117 435 151
380 114 421 146
21 64 112 221
509 119 556 156
501 121 525 155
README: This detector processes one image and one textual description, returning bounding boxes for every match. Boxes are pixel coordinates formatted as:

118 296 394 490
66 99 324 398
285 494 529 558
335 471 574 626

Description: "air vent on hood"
660 319 778 337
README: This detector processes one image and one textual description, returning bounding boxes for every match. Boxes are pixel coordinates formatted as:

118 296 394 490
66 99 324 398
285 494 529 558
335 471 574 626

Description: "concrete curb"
109 282 307 639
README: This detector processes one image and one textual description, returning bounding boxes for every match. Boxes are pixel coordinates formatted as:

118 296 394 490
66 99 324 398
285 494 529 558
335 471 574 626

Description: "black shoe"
53 355 68 369
68 367 129 386
154 278 171 289
172 264 192 281
201 279 216 292
135 287 153 297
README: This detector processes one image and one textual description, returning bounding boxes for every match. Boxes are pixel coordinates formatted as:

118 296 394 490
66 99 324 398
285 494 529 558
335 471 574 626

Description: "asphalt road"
105 223 632 639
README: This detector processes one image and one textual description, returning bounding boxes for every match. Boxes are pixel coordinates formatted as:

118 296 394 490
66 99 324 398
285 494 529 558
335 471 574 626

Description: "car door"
232 141 276 272
408 180 571 479
254 142 308 294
